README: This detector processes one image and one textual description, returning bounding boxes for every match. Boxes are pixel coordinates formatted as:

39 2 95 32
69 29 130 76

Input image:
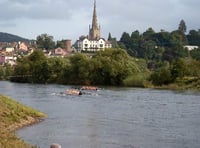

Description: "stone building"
75 0 112 52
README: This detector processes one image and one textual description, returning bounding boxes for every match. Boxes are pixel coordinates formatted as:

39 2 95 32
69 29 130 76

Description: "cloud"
0 0 199 41
0 0 74 20
0 22 16 28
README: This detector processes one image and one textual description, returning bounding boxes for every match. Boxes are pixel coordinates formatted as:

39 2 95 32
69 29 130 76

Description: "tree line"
108 20 200 63
1 20 200 88
8 49 148 86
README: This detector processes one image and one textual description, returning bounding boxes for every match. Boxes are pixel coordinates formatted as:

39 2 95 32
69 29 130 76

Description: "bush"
150 68 172 86
123 73 146 87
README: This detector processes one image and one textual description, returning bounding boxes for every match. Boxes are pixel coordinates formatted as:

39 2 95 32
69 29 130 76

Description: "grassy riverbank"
0 95 46 148
148 77 200 91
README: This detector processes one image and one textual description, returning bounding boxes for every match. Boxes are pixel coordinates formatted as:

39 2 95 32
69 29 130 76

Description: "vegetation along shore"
0 20 200 91
0 94 46 148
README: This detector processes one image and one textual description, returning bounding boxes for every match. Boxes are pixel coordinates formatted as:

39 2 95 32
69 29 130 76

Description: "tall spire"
89 0 100 40
92 0 98 29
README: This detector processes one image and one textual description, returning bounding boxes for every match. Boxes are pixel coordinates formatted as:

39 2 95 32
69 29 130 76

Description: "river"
0 81 200 148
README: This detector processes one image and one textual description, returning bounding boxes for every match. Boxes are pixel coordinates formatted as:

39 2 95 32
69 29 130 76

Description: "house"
184 45 199 51
54 47 67 57
18 42 28 51
77 37 106 52
6 47 14 53
0 56 5 65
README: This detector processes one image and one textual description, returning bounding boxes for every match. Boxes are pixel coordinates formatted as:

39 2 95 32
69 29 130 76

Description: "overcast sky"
0 0 199 42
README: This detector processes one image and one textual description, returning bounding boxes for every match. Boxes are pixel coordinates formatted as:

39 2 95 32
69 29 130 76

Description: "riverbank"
149 77 200 91
0 94 46 148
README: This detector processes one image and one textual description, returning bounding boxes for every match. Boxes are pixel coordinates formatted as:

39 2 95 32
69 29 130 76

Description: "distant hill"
0 32 31 42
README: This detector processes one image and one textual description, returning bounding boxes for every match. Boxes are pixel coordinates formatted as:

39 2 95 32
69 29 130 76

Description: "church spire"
92 0 98 29
89 0 100 40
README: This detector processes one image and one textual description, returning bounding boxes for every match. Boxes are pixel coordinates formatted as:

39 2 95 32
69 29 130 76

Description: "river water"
0 81 200 148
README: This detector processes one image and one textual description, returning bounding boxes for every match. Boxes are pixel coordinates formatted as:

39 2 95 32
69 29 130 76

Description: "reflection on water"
0 81 200 148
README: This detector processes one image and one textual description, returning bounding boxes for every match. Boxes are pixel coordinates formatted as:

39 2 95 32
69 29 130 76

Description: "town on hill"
0 0 200 89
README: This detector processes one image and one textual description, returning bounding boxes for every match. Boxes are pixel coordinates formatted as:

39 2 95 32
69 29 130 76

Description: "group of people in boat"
65 86 98 96
80 86 98 90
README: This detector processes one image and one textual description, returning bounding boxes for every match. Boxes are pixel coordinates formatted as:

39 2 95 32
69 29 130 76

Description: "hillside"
0 32 30 42
0 95 46 148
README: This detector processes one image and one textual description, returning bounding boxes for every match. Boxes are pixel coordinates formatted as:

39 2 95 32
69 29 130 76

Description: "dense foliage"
36 33 55 50
0 64 13 80
3 20 200 89
11 49 148 86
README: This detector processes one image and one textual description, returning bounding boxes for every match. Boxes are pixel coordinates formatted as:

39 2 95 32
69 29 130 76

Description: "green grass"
151 77 200 90
0 95 46 148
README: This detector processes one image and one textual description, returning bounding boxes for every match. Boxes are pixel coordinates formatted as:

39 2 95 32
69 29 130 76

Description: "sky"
0 0 199 43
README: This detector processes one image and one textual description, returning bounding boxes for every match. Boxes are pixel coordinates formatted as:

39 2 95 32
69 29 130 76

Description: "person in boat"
81 86 98 90
65 89 82 95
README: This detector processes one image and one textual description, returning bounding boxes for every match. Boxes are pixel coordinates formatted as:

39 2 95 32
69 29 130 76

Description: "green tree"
90 49 140 85
185 59 200 77
150 67 172 86
28 50 49 83
108 32 112 41
143 27 155 39
171 58 187 80
0 65 14 80
36 33 55 50
12 50 49 83
138 40 157 60
68 53 91 85
130 30 140 56
47 57 70 83
187 29 200 46
153 31 171 47
190 48 200 60
107 32 119 48
56 40 66 48
12 56 31 82
119 32 131 48
31 60 49 83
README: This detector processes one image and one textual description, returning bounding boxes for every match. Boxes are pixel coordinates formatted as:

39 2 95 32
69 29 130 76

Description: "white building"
6 47 14 53
184 45 199 51
77 37 112 52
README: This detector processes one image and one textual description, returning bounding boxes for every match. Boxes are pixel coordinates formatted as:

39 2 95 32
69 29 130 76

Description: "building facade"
75 0 112 52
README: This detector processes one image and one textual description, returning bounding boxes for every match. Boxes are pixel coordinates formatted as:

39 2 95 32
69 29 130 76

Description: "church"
75 0 112 52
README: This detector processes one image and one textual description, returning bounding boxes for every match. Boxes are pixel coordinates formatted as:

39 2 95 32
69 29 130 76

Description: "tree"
171 58 187 80
153 31 171 46
56 40 66 49
47 57 68 83
107 32 119 48
138 40 157 60
131 30 140 52
178 19 187 33
68 53 91 85
36 33 55 50
90 49 140 85
12 50 50 83
190 48 200 60
108 32 112 41
150 67 172 86
119 32 131 49
187 29 200 46
143 27 155 39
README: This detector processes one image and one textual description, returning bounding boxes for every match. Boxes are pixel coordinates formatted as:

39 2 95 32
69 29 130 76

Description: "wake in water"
50 90 99 97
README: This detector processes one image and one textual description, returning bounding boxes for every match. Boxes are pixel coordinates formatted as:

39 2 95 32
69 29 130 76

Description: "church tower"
89 0 100 40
